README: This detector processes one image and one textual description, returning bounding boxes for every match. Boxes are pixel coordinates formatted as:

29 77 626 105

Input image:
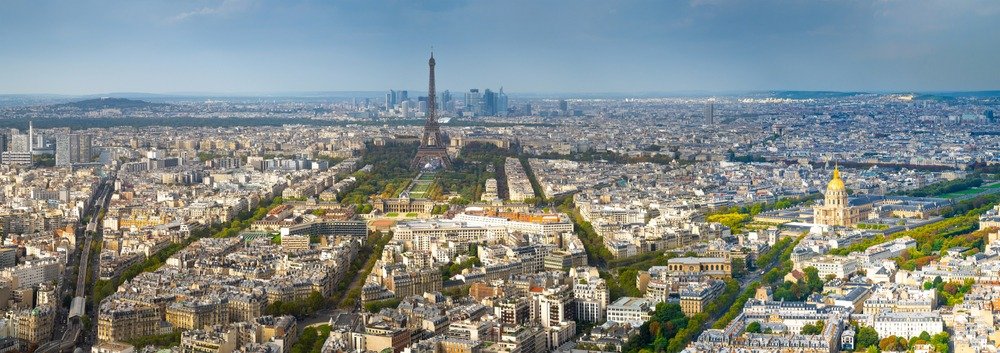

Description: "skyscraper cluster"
463 87 508 117
384 85 509 118
55 132 93 166
385 90 409 109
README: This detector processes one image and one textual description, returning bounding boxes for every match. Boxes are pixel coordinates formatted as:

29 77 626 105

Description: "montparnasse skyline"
1 0 998 95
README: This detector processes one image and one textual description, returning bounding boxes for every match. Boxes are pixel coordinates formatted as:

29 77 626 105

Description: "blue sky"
0 0 997 94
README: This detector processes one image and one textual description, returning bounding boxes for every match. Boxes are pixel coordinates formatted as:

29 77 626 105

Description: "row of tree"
714 234 802 329
707 194 822 218
568 209 615 267
263 291 326 318
853 328 950 353
339 231 393 308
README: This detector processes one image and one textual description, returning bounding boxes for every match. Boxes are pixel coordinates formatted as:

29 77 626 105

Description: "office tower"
401 100 411 118
28 121 33 153
411 52 451 169
497 87 508 116
0 247 15 268
465 89 482 115
78 133 92 163
56 133 92 166
483 89 497 116
55 134 70 166
2 130 31 166
524 103 532 116
386 89 402 110
441 90 453 112
418 98 428 114
987 109 995 123
705 100 714 125
558 100 568 115
10 132 29 153
399 90 409 103
0 131 7 153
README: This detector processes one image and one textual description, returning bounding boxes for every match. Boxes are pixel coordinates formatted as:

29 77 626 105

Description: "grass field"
939 182 1000 199
940 188 982 198
403 172 437 200
417 173 437 181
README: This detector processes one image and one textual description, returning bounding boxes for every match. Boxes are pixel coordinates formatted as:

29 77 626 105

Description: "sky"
0 0 997 95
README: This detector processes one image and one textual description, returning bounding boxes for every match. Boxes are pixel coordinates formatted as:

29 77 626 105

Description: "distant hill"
53 97 169 110
766 91 867 100
912 91 1000 101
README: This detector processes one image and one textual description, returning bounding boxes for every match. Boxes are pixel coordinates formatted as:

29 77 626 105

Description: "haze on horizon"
1 0 997 95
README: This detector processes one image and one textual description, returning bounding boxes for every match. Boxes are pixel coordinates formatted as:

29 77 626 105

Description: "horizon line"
1 89 999 98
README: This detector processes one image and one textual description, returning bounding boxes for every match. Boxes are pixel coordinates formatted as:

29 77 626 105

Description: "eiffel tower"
411 52 451 170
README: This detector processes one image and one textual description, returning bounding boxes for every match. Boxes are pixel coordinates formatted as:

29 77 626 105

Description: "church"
813 166 872 227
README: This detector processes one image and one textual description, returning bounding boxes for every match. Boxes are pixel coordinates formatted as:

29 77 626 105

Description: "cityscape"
0 1 999 353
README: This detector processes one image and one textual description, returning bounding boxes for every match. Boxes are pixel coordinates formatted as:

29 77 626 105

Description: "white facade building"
873 312 944 339
570 267 608 323
606 297 652 325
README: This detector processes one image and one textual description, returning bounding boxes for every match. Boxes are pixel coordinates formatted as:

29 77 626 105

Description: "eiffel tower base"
411 147 452 170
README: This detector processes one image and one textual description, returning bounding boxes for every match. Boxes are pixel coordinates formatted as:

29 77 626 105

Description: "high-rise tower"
705 100 714 125
28 121 34 153
411 52 451 170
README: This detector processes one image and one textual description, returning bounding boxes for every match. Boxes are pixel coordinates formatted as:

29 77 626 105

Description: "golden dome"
827 166 846 192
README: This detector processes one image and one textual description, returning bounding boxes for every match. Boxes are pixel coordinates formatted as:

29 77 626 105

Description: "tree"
801 321 825 335
292 327 319 353
855 326 879 350
879 336 905 352
943 282 959 295
364 298 401 313
745 321 762 333
731 258 747 278
306 291 325 312
803 266 824 293
706 213 750 230
930 332 950 353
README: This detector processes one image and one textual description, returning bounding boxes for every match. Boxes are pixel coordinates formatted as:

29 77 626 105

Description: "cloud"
169 0 255 23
